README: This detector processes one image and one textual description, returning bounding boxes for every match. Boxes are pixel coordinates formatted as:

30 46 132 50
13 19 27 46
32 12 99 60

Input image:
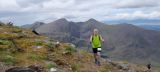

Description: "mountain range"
22 18 160 66
138 25 160 31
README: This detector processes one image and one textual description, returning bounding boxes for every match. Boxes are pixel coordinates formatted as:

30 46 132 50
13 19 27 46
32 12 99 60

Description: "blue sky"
0 0 160 26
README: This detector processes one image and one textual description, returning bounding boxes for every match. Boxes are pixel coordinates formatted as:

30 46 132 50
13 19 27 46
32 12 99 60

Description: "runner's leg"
97 52 101 65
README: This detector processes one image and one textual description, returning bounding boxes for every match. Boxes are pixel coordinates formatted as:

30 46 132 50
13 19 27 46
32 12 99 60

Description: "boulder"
5 67 34 72
5 65 43 72
0 62 6 71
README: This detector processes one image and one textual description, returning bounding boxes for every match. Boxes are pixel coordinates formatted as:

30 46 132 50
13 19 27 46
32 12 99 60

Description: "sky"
0 0 160 26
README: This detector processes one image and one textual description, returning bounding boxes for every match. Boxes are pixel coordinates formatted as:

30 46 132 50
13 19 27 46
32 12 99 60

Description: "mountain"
0 22 152 72
21 21 45 30
138 25 160 31
24 18 160 67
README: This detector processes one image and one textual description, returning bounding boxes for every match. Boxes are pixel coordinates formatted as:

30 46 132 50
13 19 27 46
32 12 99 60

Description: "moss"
45 42 55 51
28 54 39 61
122 61 129 64
71 63 81 72
35 41 44 46
12 28 22 33
0 45 10 50
0 39 12 45
15 38 34 49
65 46 77 55
2 55 16 65
0 33 19 39
45 63 57 69
27 53 47 61
100 64 114 72
0 39 13 50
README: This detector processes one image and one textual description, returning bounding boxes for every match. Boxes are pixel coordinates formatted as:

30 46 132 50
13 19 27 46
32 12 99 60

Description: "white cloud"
0 0 160 25
113 0 160 8
0 0 20 11
42 0 75 9
104 11 160 20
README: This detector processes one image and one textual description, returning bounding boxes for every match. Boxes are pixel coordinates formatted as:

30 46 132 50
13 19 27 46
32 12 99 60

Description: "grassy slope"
0 24 157 72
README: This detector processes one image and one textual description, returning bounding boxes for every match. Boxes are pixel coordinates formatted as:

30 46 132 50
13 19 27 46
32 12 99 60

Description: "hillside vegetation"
0 22 157 72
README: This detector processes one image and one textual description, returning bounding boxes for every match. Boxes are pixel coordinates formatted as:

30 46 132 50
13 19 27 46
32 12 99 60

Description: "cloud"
0 0 160 25
42 0 75 9
113 0 160 8
108 11 160 20
0 0 20 11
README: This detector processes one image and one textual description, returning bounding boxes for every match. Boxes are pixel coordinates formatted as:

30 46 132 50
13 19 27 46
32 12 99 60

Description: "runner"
90 28 104 66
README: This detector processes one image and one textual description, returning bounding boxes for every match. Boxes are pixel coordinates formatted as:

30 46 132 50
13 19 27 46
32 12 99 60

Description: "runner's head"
93 28 98 35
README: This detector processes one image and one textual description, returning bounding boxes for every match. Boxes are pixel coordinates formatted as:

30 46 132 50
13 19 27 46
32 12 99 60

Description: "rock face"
5 65 43 72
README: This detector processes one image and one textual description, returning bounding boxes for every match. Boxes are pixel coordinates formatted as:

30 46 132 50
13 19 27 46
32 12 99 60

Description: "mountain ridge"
22 18 160 68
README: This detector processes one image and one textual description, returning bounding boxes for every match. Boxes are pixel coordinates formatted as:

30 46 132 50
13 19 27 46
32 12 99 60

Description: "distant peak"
88 18 97 22
33 21 44 24
52 18 69 24
86 18 101 24
57 18 68 22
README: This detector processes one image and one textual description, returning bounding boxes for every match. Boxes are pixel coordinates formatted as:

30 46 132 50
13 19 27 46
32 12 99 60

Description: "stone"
128 68 136 72
50 68 57 72
28 65 43 72
5 65 44 72
55 41 60 48
5 67 34 72
0 62 6 70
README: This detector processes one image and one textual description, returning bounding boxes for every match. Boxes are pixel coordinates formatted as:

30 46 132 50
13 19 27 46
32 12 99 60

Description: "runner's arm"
100 35 104 42
90 35 92 43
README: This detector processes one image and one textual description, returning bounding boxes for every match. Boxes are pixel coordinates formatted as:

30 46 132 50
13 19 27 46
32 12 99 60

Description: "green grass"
45 42 55 51
35 41 44 46
65 46 77 55
71 63 81 72
101 64 114 72
0 39 13 50
11 28 22 33
27 53 47 61
0 50 16 65
0 39 12 45
45 63 57 69
2 55 16 65
0 33 19 39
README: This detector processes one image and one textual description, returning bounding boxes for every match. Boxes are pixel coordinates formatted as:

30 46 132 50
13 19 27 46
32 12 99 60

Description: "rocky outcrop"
108 60 148 72
5 65 44 72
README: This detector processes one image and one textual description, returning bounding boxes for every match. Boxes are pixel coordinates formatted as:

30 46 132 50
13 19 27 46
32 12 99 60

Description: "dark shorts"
92 48 101 53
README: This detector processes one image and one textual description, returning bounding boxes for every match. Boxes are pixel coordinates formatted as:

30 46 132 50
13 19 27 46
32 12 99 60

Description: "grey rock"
5 65 44 72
